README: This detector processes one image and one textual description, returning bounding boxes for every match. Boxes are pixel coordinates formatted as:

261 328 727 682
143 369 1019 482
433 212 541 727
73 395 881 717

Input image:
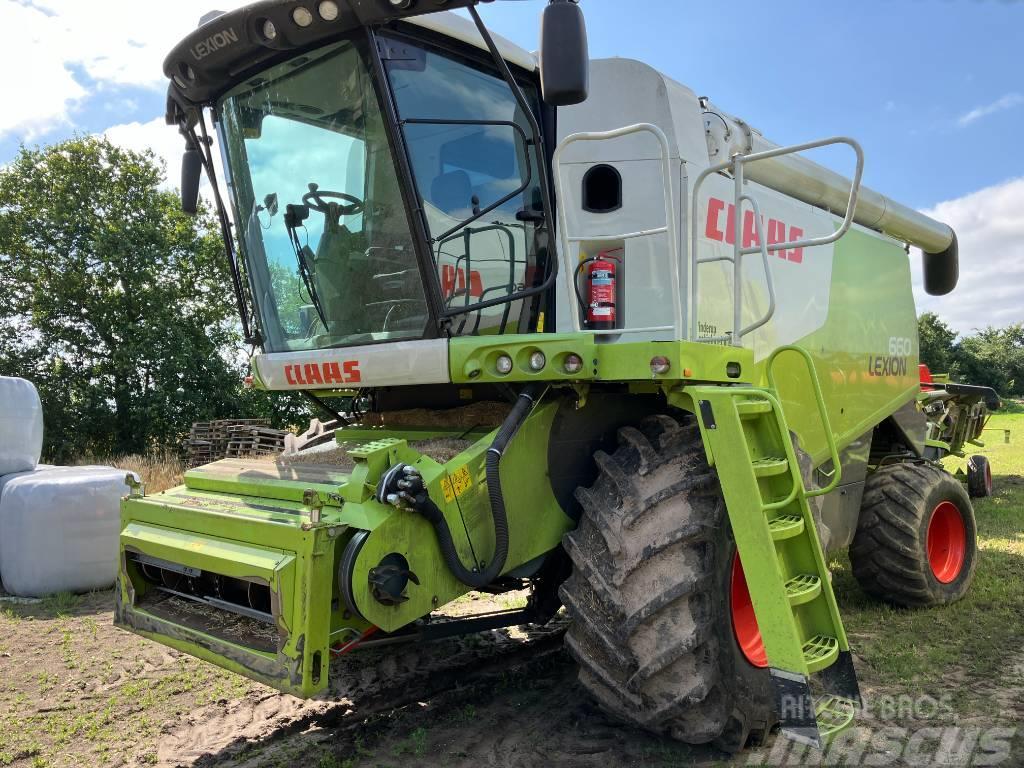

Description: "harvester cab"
117 0 979 752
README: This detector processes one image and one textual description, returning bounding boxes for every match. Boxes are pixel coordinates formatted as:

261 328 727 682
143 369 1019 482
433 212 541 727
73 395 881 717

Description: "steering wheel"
303 183 364 217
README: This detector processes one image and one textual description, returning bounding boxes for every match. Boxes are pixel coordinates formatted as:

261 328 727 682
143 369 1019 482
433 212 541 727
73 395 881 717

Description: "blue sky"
2 0 1021 332
478 0 1024 210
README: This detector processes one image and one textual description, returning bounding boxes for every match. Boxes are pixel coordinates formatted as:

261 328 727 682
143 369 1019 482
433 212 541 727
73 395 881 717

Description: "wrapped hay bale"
0 467 137 597
0 377 44 475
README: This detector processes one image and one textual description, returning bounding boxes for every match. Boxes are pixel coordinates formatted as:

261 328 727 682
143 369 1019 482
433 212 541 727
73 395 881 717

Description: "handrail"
736 194 775 338
767 345 843 498
690 137 865 345
552 123 682 335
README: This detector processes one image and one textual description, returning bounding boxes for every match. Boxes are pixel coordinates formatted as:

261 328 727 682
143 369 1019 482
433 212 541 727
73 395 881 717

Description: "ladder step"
785 574 822 606
735 399 773 418
803 635 840 673
751 457 789 478
768 514 805 540
815 694 858 742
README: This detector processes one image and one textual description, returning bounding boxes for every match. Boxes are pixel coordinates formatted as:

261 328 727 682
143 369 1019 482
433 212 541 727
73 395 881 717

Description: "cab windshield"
219 39 427 352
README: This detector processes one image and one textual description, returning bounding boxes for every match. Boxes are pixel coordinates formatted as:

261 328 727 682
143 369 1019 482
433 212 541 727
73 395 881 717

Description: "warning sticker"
451 466 472 497
441 467 473 503
441 477 456 503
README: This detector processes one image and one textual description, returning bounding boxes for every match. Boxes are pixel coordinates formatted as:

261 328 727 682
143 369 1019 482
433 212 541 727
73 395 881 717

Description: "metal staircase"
691 346 861 747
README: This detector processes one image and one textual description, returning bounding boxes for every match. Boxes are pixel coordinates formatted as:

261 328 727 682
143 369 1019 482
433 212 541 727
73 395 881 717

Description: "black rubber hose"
422 383 545 589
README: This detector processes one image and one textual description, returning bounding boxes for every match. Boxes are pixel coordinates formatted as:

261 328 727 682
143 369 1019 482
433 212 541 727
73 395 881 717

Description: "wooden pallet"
186 419 277 465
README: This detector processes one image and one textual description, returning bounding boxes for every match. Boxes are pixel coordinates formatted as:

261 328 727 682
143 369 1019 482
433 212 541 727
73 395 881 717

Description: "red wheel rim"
926 501 967 583
985 463 993 495
730 553 768 668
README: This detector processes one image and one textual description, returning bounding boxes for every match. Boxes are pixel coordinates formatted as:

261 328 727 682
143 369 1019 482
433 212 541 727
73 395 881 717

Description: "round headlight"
262 19 278 40
318 1 340 21
292 7 314 27
650 356 672 375
563 353 584 374
529 351 547 372
496 355 514 375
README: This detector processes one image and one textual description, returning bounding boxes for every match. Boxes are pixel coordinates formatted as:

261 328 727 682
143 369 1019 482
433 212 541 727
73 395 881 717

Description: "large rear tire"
559 414 774 752
850 462 977 607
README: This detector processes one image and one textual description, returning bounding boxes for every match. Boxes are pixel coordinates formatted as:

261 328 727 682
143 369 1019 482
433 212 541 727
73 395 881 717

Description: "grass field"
1 410 1022 767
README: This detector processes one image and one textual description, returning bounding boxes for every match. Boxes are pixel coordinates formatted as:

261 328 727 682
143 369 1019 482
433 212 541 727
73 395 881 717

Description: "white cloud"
957 92 1023 126
0 0 246 140
912 177 1024 335
101 116 224 201
102 118 184 185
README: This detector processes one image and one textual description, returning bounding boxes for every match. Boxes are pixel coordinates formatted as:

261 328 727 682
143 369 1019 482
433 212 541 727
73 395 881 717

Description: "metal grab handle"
690 136 865 344
736 194 776 338
766 345 843 498
552 123 682 336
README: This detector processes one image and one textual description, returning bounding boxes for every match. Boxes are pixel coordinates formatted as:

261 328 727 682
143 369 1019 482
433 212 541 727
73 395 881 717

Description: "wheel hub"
730 553 768 668
926 501 967 584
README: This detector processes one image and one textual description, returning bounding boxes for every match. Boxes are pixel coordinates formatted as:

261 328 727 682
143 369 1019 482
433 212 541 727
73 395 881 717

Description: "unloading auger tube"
702 104 959 295
376 383 546 589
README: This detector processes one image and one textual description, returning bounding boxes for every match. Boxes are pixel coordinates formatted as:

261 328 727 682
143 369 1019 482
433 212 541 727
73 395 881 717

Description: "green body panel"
351 401 574 630
449 333 755 385
116 491 342 697
762 229 920 465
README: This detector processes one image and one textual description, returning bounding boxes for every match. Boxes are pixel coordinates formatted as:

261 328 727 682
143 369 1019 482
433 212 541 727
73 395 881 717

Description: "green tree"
0 136 308 460
917 312 959 376
956 325 1024 398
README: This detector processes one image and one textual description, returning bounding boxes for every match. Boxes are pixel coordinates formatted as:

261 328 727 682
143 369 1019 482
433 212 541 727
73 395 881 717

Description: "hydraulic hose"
379 383 545 589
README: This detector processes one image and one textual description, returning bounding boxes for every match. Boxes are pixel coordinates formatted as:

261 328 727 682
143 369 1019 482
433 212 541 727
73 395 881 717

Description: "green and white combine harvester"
115 0 996 750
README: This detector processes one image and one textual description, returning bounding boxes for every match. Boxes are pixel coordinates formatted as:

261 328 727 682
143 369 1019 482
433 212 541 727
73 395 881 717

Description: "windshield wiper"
284 203 329 331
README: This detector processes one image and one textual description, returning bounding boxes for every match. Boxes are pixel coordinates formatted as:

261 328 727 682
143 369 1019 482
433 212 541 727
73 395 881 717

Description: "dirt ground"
2 584 1021 768
2 409 1023 767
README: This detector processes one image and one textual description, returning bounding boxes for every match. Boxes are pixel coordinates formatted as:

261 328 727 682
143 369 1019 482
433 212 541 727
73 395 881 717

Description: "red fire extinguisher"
586 250 620 330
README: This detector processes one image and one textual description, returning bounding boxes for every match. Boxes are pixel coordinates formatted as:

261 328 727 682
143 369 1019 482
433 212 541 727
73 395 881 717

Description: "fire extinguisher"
584 250 621 330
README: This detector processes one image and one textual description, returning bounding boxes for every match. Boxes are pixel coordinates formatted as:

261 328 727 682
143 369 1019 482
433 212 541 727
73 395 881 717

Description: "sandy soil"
1 588 1021 768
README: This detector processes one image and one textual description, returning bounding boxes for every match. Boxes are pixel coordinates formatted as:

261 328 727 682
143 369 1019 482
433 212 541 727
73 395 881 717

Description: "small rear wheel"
851 462 977 607
967 455 993 498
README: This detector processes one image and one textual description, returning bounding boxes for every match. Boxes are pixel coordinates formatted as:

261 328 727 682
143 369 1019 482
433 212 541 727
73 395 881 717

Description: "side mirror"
181 148 203 215
540 0 589 106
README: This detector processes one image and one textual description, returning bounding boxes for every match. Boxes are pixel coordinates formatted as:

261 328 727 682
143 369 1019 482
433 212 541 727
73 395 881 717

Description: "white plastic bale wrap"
0 467 137 597
0 377 44 475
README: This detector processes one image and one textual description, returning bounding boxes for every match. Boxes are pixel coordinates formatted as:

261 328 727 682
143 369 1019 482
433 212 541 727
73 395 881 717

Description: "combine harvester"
117 0 987 750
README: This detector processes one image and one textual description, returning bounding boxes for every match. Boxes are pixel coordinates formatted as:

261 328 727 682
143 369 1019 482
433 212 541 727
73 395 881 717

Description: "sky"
1 0 1021 335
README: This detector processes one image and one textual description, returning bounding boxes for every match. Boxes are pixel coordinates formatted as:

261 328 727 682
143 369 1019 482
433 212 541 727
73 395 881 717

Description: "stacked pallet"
184 419 274 466
225 425 288 458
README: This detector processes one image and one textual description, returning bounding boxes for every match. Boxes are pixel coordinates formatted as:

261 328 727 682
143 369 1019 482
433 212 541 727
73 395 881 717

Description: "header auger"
116 0 989 752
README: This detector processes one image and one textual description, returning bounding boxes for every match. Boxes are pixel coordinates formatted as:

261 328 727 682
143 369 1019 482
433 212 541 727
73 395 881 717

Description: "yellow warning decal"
441 467 473 503
451 466 472 497
441 477 456 503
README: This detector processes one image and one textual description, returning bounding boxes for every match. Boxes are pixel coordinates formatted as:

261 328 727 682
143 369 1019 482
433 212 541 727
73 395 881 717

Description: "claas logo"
705 197 806 264
441 265 484 299
284 361 361 386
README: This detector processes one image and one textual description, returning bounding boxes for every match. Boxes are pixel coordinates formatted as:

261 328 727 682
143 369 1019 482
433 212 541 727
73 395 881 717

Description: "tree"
917 312 959 376
956 325 1024 399
0 136 309 461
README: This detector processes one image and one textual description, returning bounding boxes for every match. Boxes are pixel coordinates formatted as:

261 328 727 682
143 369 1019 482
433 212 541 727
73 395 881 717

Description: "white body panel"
253 339 450 390
407 12 537 72
553 58 921 353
